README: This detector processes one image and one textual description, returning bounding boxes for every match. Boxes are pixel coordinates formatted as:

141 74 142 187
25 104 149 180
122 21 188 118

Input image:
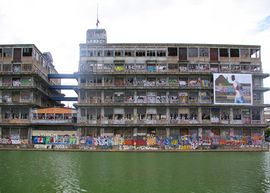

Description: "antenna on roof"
96 1 100 28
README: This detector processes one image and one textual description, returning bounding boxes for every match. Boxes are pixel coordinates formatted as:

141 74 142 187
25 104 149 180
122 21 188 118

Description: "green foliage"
265 127 270 137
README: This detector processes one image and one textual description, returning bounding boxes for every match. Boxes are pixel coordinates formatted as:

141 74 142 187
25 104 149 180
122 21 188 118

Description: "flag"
96 19 100 28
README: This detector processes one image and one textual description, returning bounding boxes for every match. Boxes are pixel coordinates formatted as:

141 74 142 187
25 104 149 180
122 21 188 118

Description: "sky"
0 0 270 105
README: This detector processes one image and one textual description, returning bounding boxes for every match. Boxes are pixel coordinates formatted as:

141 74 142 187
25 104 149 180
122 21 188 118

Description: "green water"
0 151 269 193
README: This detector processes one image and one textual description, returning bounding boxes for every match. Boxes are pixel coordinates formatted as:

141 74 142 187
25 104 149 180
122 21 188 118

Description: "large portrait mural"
213 73 252 105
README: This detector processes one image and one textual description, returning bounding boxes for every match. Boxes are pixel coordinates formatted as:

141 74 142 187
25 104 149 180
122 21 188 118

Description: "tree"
265 128 270 142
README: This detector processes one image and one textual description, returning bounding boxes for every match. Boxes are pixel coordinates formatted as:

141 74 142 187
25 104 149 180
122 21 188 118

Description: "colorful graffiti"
79 130 265 150
32 135 77 145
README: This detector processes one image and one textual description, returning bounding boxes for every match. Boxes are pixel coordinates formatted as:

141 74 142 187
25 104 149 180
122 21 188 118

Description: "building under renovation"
77 28 269 149
0 44 62 144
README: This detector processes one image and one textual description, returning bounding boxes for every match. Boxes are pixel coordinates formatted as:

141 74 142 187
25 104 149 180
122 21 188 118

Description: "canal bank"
0 143 269 152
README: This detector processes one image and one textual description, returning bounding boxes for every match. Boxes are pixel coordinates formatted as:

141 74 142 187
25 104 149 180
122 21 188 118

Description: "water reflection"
263 153 270 193
48 153 87 193
0 152 269 193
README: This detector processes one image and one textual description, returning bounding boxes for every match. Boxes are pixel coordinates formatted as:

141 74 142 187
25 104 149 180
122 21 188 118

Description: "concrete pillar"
101 91 104 103
198 128 203 144
101 107 104 122
76 127 81 145
0 127 2 139
166 107 170 122
166 128 170 137
229 107 233 124
100 128 105 136
133 128 138 137
134 90 137 103
198 107 202 123
28 127 32 144
261 108 264 124
133 107 137 124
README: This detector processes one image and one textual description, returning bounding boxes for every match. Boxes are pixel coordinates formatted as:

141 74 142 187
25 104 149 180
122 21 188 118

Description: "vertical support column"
76 127 81 145
101 107 104 123
166 107 170 123
28 127 32 144
230 107 233 124
198 128 203 145
134 90 137 102
0 127 2 139
78 90 81 103
198 107 202 123
133 128 138 138
230 128 234 142
261 108 264 124
101 91 104 103
133 107 137 124
166 128 170 137
100 128 105 137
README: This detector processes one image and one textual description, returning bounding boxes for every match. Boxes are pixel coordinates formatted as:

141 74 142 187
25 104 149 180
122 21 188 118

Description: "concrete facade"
76 28 269 149
0 44 61 144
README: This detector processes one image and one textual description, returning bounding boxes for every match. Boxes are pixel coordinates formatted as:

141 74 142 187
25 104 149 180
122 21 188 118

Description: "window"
240 49 249 58
0 48 2 57
199 48 209 57
233 109 241 120
188 48 198 57
136 50 145 57
252 108 260 120
21 91 32 102
2 77 12 87
104 50 113 57
125 51 134 57
210 48 218 62
97 50 103 57
80 108 86 117
250 48 260 58
157 50 166 57
219 48 229 57
147 50 156 57
189 92 198 103
168 47 177 56
22 64 32 72
168 63 178 71
104 108 113 120
13 64 21 73
3 64 11 72
80 78 86 84
20 109 29 119
179 47 187 61
3 48 12 57
114 50 123 57
230 49 239 57
22 48 33 57
202 108 210 120
220 109 229 121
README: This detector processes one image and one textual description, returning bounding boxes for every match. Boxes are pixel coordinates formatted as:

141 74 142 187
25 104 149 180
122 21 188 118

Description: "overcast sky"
1 0 270 105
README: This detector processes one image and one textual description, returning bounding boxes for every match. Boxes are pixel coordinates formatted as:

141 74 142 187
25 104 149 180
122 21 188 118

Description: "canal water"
0 151 269 193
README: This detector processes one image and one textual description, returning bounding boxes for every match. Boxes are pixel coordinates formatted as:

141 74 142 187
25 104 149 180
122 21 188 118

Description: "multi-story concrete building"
77 28 269 149
0 44 61 144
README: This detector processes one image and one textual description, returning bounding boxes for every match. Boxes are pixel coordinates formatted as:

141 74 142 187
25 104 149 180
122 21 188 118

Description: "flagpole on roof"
96 1 100 28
